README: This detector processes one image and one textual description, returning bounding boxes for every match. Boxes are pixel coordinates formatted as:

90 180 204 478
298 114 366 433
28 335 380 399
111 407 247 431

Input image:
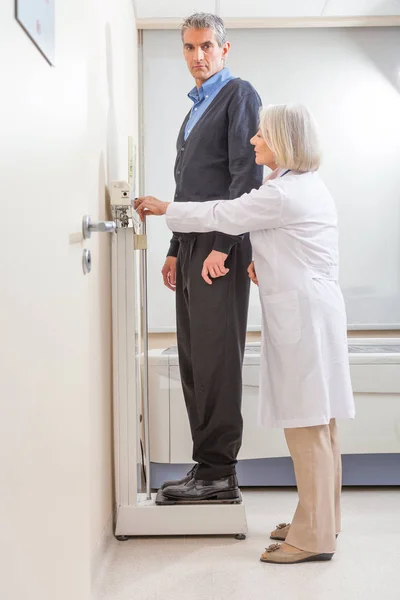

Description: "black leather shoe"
162 474 240 501
160 464 198 490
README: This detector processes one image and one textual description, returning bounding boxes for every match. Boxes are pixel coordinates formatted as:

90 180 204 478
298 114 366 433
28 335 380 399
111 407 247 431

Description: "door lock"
82 249 92 275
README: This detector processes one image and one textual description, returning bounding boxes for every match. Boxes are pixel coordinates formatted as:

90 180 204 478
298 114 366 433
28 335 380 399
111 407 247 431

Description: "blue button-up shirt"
184 67 236 140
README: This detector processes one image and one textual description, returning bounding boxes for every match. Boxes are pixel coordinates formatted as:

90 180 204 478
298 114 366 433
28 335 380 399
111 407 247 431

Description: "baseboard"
91 506 116 590
150 454 400 488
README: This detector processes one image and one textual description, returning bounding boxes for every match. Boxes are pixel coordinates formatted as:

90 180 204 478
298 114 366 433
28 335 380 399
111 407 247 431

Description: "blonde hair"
259 104 321 172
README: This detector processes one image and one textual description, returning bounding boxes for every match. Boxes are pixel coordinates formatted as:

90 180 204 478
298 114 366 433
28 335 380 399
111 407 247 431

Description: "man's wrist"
212 243 233 255
167 239 179 257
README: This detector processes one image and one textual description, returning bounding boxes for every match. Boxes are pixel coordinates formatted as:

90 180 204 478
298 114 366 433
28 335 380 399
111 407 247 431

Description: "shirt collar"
188 67 232 104
263 168 289 183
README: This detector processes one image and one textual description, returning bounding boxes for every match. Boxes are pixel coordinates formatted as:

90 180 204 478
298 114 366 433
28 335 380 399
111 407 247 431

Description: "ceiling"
133 0 400 19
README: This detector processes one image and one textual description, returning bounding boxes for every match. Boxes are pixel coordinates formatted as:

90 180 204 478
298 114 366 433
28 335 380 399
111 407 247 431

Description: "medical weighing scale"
105 138 247 540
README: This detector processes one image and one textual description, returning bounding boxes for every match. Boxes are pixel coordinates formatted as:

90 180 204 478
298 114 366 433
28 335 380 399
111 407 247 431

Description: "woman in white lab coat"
135 104 355 564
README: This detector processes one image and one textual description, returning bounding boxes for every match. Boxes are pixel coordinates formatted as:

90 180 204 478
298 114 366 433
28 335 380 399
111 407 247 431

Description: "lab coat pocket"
262 290 301 346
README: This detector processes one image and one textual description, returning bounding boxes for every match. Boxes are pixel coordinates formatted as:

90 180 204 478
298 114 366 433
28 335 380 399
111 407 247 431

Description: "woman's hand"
247 261 258 286
134 196 170 222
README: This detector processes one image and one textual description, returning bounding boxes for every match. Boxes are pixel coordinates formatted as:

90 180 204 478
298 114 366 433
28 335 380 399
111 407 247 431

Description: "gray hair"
259 104 322 173
181 13 227 47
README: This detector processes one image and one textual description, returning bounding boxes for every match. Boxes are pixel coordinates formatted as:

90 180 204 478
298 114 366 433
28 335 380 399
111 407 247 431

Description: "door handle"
82 215 116 239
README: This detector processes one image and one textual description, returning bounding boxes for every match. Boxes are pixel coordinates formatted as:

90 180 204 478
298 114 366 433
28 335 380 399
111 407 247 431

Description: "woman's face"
250 129 277 170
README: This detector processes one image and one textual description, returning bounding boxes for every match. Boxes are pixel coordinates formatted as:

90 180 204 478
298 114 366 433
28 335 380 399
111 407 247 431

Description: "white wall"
0 1 138 599
142 27 400 331
0 2 90 599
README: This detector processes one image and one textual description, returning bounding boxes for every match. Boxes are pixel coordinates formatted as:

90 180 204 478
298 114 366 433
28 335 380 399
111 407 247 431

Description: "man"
160 13 263 502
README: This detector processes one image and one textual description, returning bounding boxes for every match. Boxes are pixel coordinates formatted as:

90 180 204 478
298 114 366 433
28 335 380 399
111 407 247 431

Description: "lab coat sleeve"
165 182 283 236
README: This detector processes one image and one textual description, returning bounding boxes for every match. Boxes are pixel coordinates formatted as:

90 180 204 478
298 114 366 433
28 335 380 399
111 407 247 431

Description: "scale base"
115 493 248 537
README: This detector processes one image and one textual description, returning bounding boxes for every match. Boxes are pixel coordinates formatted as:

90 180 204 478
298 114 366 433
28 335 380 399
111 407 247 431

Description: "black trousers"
175 232 251 481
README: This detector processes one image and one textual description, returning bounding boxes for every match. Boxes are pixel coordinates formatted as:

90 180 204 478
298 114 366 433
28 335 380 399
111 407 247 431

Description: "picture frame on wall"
15 0 55 65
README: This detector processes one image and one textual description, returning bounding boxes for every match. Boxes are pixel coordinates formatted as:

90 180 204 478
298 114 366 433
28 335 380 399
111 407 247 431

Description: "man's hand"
134 196 170 222
202 250 229 285
162 257 177 291
247 261 258 286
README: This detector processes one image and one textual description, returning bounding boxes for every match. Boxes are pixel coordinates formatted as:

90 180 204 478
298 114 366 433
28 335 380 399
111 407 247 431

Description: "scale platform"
155 489 243 505
115 493 248 539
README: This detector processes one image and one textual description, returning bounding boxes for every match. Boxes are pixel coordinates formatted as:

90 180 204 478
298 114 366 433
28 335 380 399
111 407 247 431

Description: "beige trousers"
284 419 342 554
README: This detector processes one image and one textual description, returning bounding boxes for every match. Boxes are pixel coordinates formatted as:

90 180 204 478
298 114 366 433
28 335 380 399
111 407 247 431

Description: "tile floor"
93 488 400 600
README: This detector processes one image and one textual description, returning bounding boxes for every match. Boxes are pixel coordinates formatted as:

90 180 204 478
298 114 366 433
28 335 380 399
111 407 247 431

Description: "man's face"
183 28 230 85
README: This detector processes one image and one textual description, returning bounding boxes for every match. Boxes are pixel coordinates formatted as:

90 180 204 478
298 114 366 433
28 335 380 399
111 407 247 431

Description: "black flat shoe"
160 464 198 490
162 474 240 502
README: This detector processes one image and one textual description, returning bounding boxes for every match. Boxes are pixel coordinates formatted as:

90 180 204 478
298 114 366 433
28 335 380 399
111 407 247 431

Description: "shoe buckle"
265 543 281 553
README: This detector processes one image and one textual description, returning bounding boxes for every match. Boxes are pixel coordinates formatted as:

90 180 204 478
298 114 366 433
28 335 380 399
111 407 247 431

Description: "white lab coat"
166 170 355 428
